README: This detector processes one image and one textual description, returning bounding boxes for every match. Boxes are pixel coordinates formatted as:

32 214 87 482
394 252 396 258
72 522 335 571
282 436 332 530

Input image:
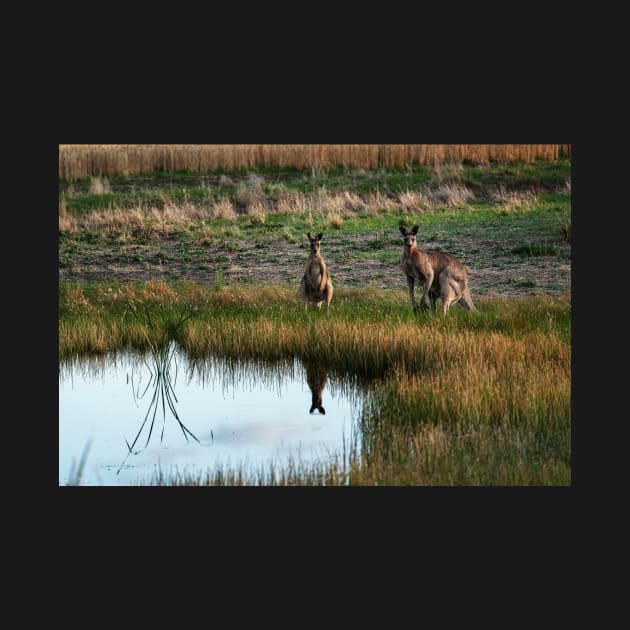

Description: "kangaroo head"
399 225 419 250
307 232 324 255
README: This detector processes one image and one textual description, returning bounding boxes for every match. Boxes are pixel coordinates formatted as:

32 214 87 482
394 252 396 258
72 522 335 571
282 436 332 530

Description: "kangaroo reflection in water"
303 359 328 415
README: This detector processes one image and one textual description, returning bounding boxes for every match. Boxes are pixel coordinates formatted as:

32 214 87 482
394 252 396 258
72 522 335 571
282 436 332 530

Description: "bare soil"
59 229 571 298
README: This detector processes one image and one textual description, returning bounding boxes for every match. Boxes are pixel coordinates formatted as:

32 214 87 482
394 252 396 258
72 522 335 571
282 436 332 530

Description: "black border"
50 99 580 582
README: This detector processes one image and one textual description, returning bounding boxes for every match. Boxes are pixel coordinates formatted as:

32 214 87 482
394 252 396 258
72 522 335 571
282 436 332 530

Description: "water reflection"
118 340 199 474
59 347 363 485
303 360 328 415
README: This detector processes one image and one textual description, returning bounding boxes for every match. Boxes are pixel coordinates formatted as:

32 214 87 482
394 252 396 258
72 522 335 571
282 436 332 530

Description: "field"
59 158 571 295
59 146 571 485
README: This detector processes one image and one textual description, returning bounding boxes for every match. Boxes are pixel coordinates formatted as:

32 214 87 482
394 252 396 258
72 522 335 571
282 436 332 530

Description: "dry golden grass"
432 161 465 184
430 183 476 206
234 180 264 208
399 190 429 213
59 201 211 236
59 144 572 180
210 198 237 220
495 189 540 215
246 202 267 225
88 176 111 195
327 213 344 229
397 184 475 210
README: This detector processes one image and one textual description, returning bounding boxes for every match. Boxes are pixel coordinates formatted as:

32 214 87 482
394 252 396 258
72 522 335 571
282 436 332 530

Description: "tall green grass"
59 282 570 362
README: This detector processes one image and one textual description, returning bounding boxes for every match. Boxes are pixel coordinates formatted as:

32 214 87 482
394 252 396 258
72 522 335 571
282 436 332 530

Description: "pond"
59 343 364 485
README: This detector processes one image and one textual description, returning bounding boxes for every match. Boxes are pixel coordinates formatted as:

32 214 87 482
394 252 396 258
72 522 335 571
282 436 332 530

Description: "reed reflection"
117 340 199 474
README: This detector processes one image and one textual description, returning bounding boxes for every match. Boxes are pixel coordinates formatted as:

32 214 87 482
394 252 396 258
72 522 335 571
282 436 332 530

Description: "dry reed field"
59 144 571 180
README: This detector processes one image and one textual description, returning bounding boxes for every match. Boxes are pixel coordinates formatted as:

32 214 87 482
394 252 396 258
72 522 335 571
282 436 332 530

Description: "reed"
117 336 199 475
59 144 572 180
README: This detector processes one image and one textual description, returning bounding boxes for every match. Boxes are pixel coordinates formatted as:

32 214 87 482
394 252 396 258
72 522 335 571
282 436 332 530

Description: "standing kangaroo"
303 360 328 414
299 232 333 310
400 225 477 315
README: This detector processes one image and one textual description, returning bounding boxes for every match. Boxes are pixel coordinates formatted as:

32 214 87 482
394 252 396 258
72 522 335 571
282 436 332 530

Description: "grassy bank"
59 281 571 485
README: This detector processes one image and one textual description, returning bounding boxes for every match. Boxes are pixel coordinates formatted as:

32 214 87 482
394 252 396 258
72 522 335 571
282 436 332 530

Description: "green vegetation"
59 160 571 215
60 282 571 485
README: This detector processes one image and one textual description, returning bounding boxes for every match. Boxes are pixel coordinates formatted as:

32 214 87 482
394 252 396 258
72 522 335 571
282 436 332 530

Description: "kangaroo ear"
317 232 323 241
309 405 316 413
318 406 326 415
411 225 419 235
307 232 313 241
399 226 407 236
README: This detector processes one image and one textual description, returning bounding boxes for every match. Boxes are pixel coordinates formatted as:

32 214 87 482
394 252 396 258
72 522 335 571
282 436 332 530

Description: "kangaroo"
299 232 333 310
303 360 328 414
400 225 477 315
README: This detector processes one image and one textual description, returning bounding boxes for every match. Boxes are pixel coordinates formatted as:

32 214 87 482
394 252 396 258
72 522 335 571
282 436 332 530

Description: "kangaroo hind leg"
439 272 457 315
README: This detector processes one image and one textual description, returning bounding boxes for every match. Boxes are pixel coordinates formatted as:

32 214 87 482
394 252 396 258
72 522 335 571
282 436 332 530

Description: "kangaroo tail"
461 287 477 312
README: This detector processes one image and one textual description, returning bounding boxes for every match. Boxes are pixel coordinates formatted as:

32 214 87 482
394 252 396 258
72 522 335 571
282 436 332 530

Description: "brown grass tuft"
327 213 344 229
211 198 237 220
429 183 475 207
247 202 267 225
88 176 111 195
495 188 539 215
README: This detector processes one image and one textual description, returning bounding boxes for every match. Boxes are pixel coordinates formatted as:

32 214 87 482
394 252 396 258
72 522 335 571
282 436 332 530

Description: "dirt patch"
59 229 571 298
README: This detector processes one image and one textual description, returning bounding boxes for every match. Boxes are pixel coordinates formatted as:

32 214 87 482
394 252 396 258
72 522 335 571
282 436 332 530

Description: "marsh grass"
60 282 570 362
60 282 570 485
145 452 357 486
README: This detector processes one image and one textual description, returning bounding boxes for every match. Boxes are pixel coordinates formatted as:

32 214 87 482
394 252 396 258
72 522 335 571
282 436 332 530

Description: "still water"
59 343 363 485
